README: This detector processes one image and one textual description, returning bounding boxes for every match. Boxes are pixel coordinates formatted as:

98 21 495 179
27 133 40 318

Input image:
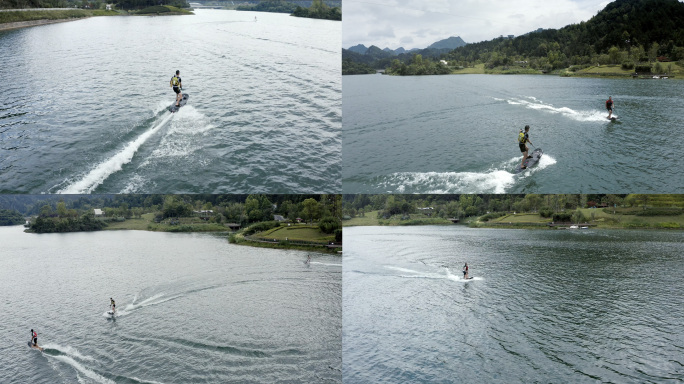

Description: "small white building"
439 60 448 66
94 209 104 217
105 3 113 10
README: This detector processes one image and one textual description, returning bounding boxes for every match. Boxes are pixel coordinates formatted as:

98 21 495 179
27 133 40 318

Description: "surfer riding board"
169 70 188 113
515 148 543 173
169 94 189 113
605 96 615 120
28 329 44 351
107 297 116 317
463 263 474 280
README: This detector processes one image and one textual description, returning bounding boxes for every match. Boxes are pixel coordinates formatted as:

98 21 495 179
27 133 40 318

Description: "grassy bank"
102 213 229 232
0 9 119 24
230 223 340 253
136 5 192 15
344 208 684 230
343 210 455 227
448 62 683 78
476 208 684 230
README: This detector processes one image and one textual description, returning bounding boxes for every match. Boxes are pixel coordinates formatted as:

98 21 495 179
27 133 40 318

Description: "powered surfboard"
515 148 543 173
169 93 189 113
28 341 44 352
607 116 618 122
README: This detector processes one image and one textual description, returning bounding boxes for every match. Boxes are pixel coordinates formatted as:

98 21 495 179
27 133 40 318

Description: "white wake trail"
58 113 173 194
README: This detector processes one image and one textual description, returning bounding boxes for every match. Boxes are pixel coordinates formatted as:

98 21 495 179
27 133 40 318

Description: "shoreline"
0 7 191 31
18 217 341 253
343 222 683 230
0 17 83 31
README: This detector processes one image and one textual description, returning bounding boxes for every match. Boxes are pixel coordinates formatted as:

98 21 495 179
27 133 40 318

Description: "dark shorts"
607 107 612 112
33 337 37 344
173 86 181 94
519 143 527 153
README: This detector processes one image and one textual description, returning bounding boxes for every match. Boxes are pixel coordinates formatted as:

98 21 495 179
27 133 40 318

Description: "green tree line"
6 194 342 234
236 0 296 13
445 0 684 72
343 194 684 221
385 54 451 76
291 0 340 20
0 209 25 226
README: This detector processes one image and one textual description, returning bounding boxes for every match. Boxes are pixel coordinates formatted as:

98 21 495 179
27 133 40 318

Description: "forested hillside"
445 0 684 71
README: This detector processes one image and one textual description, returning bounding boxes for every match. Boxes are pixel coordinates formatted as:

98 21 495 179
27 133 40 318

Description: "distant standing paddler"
170 70 183 107
606 96 614 119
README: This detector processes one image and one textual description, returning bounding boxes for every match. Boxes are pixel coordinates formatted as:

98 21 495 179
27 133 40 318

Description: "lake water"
0 10 340 194
342 74 684 193
343 226 684 383
0 226 341 383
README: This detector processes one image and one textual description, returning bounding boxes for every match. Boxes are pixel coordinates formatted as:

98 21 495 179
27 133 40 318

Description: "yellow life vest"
170 76 180 87
518 131 526 143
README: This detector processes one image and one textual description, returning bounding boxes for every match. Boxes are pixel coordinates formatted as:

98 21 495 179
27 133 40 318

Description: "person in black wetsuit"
606 96 614 119
170 70 183 107
518 125 534 169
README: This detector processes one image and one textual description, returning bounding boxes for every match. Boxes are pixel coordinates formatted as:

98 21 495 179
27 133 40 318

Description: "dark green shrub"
243 221 280 236
480 212 506 222
635 208 683 216
552 212 573 222
621 61 634 70
539 207 554 218
319 217 341 234
635 64 651 73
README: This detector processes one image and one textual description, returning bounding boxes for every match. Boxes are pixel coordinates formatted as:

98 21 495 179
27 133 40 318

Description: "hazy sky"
343 0 618 50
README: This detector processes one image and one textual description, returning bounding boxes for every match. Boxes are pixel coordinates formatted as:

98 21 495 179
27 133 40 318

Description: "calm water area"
0 226 342 383
0 10 340 194
343 225 684 383
343 74 684 193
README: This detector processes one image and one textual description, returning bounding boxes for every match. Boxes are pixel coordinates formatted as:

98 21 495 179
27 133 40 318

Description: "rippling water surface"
343 74 684 193
0 226 341 383
343 226 684 383
0 10 340 193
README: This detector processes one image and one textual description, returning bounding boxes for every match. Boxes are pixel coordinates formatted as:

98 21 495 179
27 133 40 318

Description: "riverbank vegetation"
342 59 376 75
0 9 118 25
235 0 340 20
1 194 342 250
236 0 296 13
385 54 450 76
0 0 190 14
342 194 684 230
0 209 25 226
229 220 340 253
291 0 340 20
135 5 191 14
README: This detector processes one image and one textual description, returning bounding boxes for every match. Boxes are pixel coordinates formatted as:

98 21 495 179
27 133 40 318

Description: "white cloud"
342 0 611 49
